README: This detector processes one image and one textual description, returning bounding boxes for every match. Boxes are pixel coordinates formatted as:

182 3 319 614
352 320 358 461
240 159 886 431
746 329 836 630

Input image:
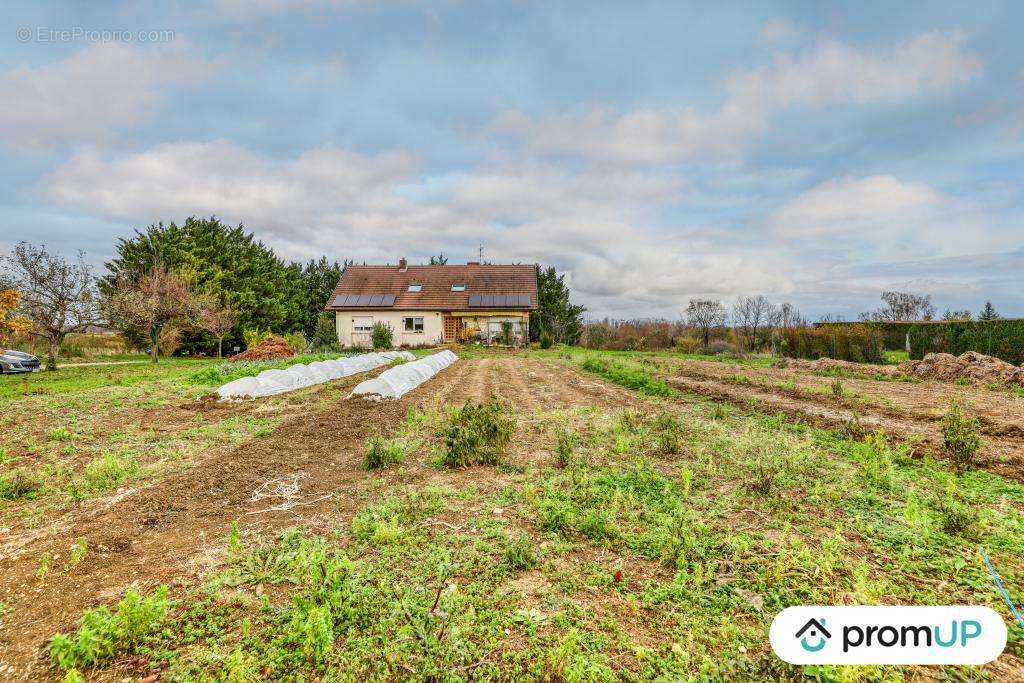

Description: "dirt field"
647 356 1024 483
2 353 1022 681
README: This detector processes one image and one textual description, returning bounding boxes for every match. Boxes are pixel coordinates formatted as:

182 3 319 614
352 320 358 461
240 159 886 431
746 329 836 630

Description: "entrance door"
443 314 463 342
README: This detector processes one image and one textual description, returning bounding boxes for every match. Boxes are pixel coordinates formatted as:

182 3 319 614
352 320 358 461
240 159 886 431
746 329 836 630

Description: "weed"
936 493 981 538
709 404 727 420
652 412 683 456
37 552 51 580
49 586 171 670
65 538 88 571
48 426 74 442
81 450 140 492
942 401 981 474
365 436 405 470
539 330 554 349
830 378 844 398
440 398 515 468
554 428 578 468
954 376 971 386
580 358 675 397
0 468 42 500
503 534 539 571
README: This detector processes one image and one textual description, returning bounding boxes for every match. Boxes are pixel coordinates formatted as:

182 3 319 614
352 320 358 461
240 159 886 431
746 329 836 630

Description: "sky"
1 1 1022 321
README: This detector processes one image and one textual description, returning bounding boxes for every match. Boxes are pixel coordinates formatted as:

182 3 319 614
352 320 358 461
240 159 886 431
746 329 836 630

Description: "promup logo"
771 606 1006 665
795 618 830 652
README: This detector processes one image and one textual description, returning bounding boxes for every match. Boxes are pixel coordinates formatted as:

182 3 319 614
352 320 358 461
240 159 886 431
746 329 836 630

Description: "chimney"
467 261 480 266
398 257 408 272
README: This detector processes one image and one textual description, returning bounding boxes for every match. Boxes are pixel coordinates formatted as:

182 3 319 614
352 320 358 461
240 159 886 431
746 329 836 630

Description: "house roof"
325 263 538 311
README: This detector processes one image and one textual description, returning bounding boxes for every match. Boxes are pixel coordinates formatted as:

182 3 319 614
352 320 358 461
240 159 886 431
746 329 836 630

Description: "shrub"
780 324 885 364
674 336 701 354
942 401 981 473
440 398 516 468
242 327 270 350
364 436 404 470
703 339 735 355
539 330 554 349
830 378 845 397
908 319 1024 365
554 428 578 467
284 331 308 355
503 535 538 571
371 322 393 350
579 358 675 397
49 587 171 670
0 469 42 500
653 412 683 456
501 320 514 346
936 492 980 537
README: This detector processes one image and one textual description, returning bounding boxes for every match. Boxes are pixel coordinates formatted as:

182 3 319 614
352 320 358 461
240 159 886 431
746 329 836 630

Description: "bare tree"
197 300 238 358
4 242 103 369
861 291 935 322
941 309 972 321
685 299 726 347
104 262 202 363
732 295 778 352
778 302 805 329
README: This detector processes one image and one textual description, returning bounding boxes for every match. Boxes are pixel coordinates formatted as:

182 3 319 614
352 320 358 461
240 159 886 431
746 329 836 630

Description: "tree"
778 302 804 329
685 299 726 347
4 242 103 369
429 253 448 265
312 311 339 350
197 300 238 358
941 309 972 321
0 288 32 344
104 263 203 363
732 295 777 352
299 256 347 339
979 302 1000 321
530 265 585 345
861 291 935 322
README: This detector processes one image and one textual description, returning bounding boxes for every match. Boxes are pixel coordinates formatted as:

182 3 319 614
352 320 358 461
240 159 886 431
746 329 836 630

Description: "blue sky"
2 1 1022 319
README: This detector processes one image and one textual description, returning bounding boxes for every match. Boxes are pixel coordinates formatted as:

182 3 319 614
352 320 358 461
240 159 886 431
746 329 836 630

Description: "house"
325 259 537 347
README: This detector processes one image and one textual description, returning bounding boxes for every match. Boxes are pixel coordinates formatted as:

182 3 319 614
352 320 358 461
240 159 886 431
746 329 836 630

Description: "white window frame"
403 316 425 333
353 316 373 332
451 283 466 292
408 283 422 292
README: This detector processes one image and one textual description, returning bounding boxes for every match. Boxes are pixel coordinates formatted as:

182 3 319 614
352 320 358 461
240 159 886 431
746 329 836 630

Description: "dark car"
0 349 42 374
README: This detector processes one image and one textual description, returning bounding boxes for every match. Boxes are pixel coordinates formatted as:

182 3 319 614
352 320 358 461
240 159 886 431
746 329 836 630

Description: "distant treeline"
819 320 1024 365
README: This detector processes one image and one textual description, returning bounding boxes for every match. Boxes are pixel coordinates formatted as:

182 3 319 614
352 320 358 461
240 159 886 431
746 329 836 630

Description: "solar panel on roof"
369 294 383 306
469 295 482 307
332 295 346 307
518 295 530 307
382 294 396 306
357 295 371 306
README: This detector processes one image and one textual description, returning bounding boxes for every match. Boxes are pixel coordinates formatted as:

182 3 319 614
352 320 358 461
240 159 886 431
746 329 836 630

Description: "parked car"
0 349 42 374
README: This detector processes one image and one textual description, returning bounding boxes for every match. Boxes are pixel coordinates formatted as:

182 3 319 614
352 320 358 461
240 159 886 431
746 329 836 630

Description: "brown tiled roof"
325 264 538 311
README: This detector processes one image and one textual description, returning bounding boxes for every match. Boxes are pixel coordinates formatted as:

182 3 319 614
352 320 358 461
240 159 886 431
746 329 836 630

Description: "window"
451 283 466 292
353 316 373 332
403 316 425 333
408 283 422 292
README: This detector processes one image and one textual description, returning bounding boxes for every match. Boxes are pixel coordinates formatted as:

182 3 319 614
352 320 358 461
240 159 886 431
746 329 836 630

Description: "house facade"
326 259 538 347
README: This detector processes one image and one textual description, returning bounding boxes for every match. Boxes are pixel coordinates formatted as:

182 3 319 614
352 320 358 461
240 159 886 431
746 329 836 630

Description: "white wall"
335 310 443 347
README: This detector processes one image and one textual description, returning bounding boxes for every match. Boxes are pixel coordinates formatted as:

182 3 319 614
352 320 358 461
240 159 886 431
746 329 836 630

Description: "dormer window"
451 283 466 292
408 283 422 292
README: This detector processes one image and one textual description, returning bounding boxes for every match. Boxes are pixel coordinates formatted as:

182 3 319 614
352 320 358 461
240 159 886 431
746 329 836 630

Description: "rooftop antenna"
478 243 484 262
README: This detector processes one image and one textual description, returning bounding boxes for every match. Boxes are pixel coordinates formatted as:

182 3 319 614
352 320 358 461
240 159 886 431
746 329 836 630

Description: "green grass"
884 349 910 364
185 352 360 386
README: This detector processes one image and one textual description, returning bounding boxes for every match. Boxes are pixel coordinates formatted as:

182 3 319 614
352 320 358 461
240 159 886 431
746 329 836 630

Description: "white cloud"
46 139 790 317
767 175 944 238
759 20 798 46
0 42 212 150
491 30 981 166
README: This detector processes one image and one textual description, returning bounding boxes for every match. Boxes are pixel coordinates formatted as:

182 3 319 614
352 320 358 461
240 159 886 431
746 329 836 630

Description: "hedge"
780 324 886 364
817 321 914 351
908 320 1024 365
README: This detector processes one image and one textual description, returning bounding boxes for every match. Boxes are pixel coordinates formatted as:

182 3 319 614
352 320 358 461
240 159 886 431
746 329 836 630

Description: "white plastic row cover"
349 349 458 400
216 350 416 400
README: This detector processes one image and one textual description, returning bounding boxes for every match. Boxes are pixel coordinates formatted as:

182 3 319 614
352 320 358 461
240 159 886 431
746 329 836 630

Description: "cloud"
490 30 981 166
767 175 943 238
759 20 798 46
45 139 788 316
214 0 368 20
0 42 212 150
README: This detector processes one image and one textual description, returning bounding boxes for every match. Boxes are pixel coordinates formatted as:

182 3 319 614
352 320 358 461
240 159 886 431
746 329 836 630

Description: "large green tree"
102 217 342 353
530 265 585 345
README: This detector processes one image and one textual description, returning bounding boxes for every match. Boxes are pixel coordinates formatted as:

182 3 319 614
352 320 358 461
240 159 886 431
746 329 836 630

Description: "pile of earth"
229 336 295 362
897 351 1024 386
773 357 903 378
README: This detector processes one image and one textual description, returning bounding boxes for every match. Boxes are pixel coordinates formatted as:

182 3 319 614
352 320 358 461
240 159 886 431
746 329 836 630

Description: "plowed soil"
656 358 1024 482
0 358 638 681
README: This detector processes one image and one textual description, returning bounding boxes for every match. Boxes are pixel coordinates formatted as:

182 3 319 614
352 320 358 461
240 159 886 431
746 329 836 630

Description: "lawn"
1 348 1022 681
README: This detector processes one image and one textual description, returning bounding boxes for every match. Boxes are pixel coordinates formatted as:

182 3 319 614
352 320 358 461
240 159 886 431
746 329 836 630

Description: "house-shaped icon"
795 618 831 640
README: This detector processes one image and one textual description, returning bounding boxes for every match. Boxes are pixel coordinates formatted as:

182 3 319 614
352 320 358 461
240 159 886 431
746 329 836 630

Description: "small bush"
503 535 538 571
284 331 308 355
440 398 516 468
364 436 404 470
942 401 981 474
936 494 981 537
830 379 844 398
674 336 700 354
539 331 554 349
49 587 171 670
371 322 393 350
653 412 683 456
0 469 42 500
554 428 578 468
242 327 270 350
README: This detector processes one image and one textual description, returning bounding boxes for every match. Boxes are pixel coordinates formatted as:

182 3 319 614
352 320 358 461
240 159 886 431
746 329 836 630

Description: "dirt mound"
229 335 295 362
897 351 1024 386
773 357 901 377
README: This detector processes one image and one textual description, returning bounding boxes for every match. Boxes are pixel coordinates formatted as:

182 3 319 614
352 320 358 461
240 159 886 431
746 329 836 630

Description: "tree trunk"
218 337 223 358
703 327 710 347
150 325 160 364
46 335 62 371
